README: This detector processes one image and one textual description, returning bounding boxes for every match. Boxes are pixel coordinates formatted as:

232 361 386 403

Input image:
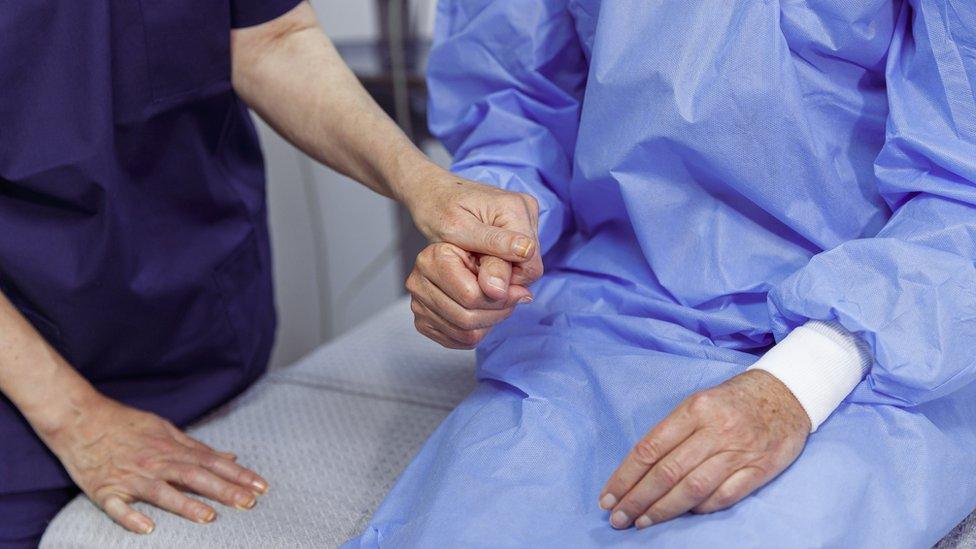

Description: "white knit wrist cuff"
748 320 872 432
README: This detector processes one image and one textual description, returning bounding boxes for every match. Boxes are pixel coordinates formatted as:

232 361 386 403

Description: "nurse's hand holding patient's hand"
598 370 810 529
403 173 544 349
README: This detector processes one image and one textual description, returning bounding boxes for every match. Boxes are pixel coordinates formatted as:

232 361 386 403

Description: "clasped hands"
409 176 812 529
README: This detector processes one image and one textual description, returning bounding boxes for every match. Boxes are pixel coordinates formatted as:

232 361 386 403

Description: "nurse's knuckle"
197 452 219 469
439 215 466 240
93 486 120 507
480 227 507 250
431 242 456 261
633 438 663 466
175 465 201 487
145 481 167 502
181 499 202 517
520 193 540 214
236 469 256 486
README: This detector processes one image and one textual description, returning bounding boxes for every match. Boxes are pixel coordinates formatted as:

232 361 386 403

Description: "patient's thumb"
478 255 512 301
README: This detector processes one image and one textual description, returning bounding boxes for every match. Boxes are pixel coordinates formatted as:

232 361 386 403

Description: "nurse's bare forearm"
230 1 434 202
0 291 99 437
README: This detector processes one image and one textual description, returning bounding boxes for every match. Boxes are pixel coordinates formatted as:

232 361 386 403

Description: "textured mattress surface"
41 298 477 549
40 298 976 548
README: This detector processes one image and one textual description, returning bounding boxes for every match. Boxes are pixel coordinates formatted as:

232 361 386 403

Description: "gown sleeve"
426 0 588 254
766 0 976 409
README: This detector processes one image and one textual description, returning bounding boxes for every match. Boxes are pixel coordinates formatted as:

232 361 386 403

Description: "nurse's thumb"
478 255 513 302
454 222 536 264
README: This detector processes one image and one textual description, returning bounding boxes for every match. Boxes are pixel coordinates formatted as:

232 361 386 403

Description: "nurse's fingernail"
599 493 617 510
610 510 631 529
196 508 216 523
518 296 533 305
512 237 534 259
234 492 257 510
486 276 506 292
251 479 269 494
635 515 653 529
134 516 155 534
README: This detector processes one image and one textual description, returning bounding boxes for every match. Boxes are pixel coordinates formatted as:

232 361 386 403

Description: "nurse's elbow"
229 1 320 97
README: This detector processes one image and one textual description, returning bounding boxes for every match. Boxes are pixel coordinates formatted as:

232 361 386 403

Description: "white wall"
263 0 441 369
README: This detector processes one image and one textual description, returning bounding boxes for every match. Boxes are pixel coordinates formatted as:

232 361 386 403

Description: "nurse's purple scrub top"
0 0 301 494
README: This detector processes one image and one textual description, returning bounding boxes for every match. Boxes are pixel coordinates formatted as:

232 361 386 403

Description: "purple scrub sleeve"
0 488 78 548
232 0 304 28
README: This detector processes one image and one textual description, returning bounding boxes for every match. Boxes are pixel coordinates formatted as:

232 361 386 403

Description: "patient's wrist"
747 320 872 432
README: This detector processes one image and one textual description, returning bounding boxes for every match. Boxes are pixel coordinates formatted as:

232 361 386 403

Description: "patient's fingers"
412 306 475 350
415 244 511 310
609 431 719 529
631 452 740 528
477 255 513 301
412 275 519 330
478 255 534 303
599 408 696 512
692 466 766 515
411 297 490 349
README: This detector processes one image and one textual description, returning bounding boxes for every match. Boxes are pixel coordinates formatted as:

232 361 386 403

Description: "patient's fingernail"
610 510 631 529
518 296 533 304
635 515 653 529
251 479 269 494
599 493 617 510
486 276 506 292
512 237 534 259
235 492 257 510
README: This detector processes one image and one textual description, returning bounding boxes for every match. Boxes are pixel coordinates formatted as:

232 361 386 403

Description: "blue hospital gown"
349 0 976 546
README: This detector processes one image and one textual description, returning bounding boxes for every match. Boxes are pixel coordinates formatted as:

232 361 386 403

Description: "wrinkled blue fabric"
349 1 976 547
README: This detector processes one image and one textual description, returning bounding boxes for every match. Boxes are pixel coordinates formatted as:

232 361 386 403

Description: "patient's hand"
404 176 544 348
406 242 534 349
598 370 810 529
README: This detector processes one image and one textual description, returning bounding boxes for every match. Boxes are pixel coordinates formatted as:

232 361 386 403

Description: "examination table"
40 298 976 548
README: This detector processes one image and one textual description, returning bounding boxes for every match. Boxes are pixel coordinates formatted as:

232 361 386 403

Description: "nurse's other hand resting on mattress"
44 397 269 534
599 370 809 529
